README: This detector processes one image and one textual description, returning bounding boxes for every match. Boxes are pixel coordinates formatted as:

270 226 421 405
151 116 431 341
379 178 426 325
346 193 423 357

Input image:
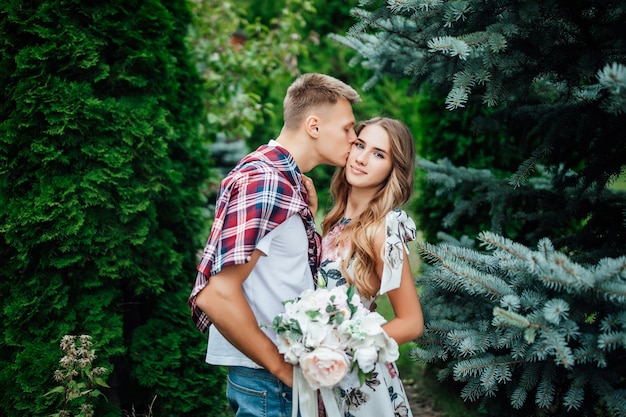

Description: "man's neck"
275 130 315 173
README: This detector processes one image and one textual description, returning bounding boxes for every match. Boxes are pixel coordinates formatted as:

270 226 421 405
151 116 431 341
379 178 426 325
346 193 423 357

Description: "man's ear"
305 115 320 138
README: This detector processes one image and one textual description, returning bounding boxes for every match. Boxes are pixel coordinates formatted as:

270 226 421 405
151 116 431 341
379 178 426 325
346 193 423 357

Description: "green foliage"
129 289 230 416
246 0 353 35
332 0 626 247
187 0 314 215
414 158 624 260
409 95 520 241
187 0 309 147
0 0 217 415
415 232 626 416
331 1 626 416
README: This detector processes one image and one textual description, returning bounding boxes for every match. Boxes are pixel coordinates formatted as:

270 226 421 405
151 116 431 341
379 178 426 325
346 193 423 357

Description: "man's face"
315 98 357 167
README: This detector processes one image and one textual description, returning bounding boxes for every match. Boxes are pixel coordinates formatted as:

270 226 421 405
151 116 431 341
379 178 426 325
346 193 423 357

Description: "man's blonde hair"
282 73 361 129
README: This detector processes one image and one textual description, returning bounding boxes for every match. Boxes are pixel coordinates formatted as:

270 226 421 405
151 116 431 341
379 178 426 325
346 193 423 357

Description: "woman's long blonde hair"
321 117 416 298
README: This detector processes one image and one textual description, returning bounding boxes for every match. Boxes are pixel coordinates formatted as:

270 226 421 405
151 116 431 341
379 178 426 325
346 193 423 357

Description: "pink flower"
299 347 350 390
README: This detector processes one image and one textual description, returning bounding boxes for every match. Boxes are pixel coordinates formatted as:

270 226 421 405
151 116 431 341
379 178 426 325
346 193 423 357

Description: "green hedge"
0 1 226 415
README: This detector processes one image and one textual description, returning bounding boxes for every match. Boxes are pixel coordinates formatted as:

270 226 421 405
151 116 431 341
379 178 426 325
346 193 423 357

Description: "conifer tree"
332 1 626 415
0 1 222 415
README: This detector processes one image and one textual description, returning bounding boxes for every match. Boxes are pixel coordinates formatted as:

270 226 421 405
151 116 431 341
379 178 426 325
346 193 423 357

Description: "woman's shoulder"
384 208 417 243
385 208 412 221
371 209 413 249
377 209 417 295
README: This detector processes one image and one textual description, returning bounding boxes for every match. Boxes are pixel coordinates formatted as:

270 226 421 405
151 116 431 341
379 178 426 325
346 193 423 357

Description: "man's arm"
195 249 293 386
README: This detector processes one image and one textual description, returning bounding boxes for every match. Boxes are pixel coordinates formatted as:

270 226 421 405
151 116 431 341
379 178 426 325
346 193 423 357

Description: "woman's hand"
302 175 318 218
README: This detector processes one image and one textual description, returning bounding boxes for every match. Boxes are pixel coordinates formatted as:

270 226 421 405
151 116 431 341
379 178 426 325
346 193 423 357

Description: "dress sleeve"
379 209 417 295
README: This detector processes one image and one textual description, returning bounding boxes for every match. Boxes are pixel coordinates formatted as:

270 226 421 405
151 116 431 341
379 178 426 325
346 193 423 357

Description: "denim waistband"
228 366 278 383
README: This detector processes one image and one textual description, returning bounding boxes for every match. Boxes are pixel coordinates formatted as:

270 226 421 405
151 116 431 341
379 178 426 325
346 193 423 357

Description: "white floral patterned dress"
319 209 417 417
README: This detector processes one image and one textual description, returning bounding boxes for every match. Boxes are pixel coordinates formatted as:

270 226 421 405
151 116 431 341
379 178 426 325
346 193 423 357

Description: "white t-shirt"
205 214 314 368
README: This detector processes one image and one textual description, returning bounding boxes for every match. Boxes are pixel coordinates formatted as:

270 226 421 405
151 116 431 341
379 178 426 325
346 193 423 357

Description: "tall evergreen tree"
332 1 626 415
0 1 225 415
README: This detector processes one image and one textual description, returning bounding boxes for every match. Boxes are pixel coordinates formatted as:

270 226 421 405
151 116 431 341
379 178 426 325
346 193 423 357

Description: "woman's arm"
373 226 424 345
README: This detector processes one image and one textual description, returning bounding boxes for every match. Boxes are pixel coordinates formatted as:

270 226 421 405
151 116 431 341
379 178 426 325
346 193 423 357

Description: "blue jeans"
226 366 297 417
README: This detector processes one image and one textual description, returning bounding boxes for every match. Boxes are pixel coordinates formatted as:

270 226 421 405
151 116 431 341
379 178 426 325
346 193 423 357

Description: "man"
188 73 361 417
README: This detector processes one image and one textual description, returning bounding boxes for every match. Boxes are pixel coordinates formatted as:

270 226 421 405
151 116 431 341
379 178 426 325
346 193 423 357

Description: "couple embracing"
188 73 424 417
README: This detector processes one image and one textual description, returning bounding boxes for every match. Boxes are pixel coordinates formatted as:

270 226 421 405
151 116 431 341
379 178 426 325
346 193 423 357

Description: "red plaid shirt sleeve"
188 145 320 332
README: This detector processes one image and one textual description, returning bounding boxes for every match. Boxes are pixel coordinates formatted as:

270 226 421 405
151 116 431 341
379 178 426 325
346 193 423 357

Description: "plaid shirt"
188 144 321 332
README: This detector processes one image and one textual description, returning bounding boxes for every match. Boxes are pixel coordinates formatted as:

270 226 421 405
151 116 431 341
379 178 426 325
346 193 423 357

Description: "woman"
313 117 425 416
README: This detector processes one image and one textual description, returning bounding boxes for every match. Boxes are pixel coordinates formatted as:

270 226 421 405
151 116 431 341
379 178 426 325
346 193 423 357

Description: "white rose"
328 286 349 309
289 307 316 335
353 345 379 373
286 342 307 364
299 289 333 324
296 289 323 312
339 312 385 343
304 321 330 349
321 328 347 351
299 347 350 390
276 331 307 365
377 334 399 363
359 312 387 336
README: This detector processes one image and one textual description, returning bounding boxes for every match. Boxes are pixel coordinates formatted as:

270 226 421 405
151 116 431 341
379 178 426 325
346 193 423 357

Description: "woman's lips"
349 164 366 175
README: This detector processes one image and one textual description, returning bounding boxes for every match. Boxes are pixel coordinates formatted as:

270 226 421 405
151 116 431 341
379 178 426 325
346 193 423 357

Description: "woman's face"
345 123 393 190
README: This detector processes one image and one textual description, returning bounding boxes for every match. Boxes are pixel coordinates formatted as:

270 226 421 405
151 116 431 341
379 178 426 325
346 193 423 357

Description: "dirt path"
404 378 444 417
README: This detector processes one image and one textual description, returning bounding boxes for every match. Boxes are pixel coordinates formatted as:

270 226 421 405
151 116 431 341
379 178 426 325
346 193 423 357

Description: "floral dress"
319 209 417 417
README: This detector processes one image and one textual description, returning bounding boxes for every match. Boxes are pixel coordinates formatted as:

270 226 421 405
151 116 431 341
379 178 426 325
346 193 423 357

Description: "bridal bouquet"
272 285 399 392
